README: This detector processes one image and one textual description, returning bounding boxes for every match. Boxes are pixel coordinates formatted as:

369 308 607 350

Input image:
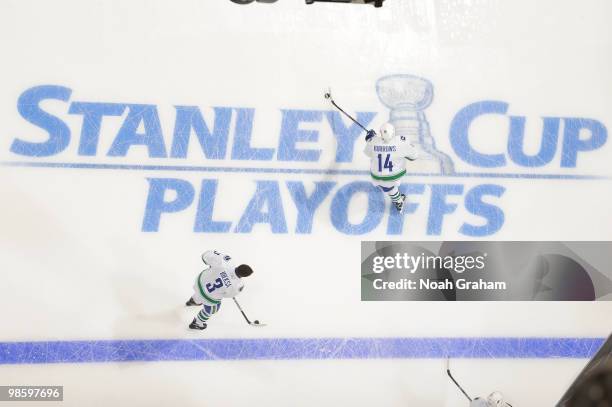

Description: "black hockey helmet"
235 264 254 278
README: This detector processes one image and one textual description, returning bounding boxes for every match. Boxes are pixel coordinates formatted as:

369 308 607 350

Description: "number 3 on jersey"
377 154 394 173
206 278 223 293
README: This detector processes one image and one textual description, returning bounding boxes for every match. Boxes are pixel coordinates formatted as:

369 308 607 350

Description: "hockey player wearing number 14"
185 250 254 330
364 122 419 213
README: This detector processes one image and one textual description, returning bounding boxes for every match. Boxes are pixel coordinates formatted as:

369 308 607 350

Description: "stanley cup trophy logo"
376 74 454 174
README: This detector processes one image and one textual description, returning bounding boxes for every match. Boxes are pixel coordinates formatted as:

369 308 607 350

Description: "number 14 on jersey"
377 154 394 173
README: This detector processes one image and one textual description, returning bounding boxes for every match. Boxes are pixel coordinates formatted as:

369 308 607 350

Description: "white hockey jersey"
194 250 244 305
364 135 419 181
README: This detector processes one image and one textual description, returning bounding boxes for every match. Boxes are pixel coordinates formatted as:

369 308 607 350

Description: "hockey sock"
195 309 210 326
195 303 221 326
388 187 402 203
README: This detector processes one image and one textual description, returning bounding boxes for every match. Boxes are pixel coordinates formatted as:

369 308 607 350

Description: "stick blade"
324 87 332 101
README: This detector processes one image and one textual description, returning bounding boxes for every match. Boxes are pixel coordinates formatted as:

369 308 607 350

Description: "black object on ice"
305 0 385 8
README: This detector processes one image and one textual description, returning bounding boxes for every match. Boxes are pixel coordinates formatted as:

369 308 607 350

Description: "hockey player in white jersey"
185 250 254 330
364 122 419 212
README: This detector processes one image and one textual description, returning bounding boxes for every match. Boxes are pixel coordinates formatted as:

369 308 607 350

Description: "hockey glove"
365 129 376 142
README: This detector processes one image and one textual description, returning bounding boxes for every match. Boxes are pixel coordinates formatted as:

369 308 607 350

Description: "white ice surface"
0 0 611 406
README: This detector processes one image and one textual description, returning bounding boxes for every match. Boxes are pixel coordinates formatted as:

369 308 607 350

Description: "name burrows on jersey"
364 135 419 182
195 250 244 306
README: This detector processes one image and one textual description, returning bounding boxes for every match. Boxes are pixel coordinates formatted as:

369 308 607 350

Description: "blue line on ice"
0 337 604 364
1 161 609 180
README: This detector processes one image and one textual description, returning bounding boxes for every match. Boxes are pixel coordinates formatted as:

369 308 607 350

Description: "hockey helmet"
380 122 395 143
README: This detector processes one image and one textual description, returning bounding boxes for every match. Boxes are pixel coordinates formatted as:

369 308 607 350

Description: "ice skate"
189 319 207 330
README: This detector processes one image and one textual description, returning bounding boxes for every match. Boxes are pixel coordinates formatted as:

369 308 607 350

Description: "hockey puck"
253 320 260 324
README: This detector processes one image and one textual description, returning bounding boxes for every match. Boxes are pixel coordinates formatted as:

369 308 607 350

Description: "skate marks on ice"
0 337 604 364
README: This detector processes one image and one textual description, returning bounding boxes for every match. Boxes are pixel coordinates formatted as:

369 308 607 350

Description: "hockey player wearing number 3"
364 122 419 213
185 250 254 330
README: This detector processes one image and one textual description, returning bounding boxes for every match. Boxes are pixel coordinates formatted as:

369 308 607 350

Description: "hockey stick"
446 358 472 402
232 297 266 327
324 89 369 132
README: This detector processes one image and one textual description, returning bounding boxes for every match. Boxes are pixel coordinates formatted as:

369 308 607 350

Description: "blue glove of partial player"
365 129 376 141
